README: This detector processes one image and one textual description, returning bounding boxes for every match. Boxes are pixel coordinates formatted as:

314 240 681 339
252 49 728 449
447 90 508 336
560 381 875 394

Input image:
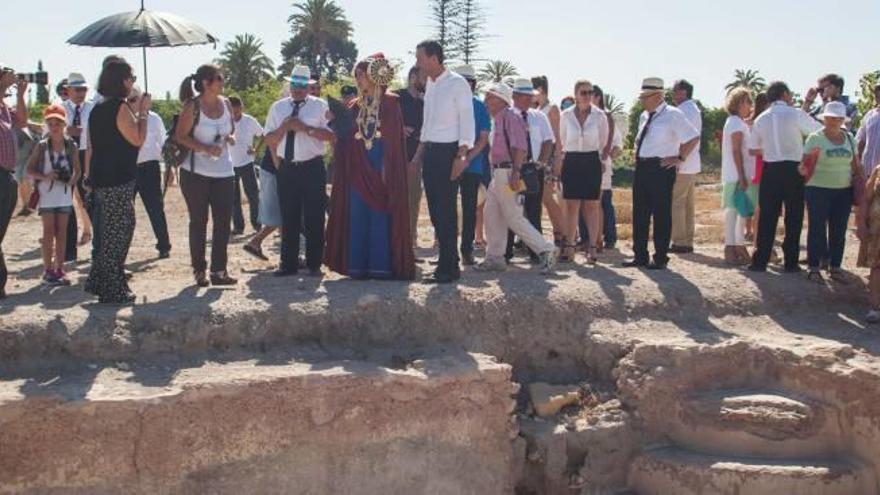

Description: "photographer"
27 105 80 286
0 65 29 299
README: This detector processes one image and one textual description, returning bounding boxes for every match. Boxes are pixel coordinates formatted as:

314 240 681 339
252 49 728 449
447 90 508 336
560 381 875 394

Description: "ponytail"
179 75 195 102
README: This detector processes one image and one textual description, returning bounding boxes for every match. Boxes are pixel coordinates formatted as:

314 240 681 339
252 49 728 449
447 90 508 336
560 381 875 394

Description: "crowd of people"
2 41 880 320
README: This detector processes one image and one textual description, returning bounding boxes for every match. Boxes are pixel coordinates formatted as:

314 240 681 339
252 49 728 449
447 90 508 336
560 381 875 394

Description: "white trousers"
484 168 555 259
724 208 747 246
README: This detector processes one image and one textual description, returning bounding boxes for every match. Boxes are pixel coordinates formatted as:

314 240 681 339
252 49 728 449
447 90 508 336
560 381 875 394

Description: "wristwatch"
307 128 315 137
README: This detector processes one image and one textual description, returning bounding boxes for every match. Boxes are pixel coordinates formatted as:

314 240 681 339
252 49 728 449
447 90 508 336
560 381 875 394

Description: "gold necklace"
355 87 382 150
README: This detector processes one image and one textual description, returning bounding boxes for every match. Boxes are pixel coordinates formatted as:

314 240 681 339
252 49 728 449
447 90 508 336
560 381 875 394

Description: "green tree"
231 79 286 125
452 0 485 65
603 94 626 119
478 60 517 85
36 60 49 105
279 0 357 82
428 0 462 62
857 70 880 126
215 34 275 93
725 69 766 94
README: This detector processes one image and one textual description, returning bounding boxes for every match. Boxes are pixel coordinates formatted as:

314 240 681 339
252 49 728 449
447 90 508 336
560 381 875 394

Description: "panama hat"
454 65 476 81
512 77 538 96
640 77 664 97
290 65 311 88
67 72 88 88
486 82 513 106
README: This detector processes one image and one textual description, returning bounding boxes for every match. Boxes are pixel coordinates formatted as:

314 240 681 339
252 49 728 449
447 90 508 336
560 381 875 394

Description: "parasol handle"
142 47 148 93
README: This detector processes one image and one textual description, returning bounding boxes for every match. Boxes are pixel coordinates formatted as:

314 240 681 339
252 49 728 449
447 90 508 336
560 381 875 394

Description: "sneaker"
539 250 557 275
475 258 507 272
867 310 880 324
54 269 71 286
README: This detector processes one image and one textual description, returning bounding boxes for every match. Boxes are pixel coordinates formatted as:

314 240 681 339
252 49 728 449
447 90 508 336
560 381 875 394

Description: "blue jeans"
804 186 852 270
579 189 617 247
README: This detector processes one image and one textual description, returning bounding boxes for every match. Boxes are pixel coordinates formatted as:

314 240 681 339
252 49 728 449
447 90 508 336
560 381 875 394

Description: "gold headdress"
354 53 395 150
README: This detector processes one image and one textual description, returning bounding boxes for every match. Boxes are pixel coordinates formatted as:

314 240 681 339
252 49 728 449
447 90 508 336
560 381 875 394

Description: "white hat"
819 101 850 121
67 72 88 88
454 65 476 80
640 77 664 96
511 77 538 96
486 82 513 106
289 65 311 87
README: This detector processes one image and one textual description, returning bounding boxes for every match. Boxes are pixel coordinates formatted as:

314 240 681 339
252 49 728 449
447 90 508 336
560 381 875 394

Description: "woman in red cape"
324 55 415 280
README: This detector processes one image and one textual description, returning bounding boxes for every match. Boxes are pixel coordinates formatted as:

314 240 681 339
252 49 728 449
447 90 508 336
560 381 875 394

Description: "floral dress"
858 173 880 269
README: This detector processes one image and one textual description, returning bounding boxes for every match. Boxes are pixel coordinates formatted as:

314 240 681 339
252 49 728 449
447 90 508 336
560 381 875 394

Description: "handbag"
733 188 755 218
845 133 865 206
161 98 201 171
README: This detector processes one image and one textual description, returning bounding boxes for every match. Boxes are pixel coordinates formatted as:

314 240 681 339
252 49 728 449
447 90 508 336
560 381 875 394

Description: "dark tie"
283 101 303 163
72 105 82 145
521 110 533 161
635 110 657 158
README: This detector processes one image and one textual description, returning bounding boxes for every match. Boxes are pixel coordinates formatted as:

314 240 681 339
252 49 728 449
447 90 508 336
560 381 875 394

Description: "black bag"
162 98 200 171
501 114 540 196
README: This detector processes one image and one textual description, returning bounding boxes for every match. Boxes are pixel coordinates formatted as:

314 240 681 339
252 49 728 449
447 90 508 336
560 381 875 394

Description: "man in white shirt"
61 72 94 263
857 82 880 176
748 81 822 272
670 79 702 254
129 86 171 258
228 96 264 236
623 77 700 270
409 40 475 284
264 65 335 277
507 77 555 263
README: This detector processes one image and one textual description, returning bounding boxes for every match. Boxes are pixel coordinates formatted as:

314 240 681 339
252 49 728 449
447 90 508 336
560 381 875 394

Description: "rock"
358 294 381 307
529 383 580 418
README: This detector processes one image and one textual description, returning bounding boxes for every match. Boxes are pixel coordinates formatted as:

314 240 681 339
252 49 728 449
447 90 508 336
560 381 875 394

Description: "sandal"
558 243 575 263
586 247 598 266
79 232 92 246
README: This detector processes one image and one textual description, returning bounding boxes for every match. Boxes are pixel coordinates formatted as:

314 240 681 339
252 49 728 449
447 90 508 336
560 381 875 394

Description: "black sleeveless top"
88 98 138 188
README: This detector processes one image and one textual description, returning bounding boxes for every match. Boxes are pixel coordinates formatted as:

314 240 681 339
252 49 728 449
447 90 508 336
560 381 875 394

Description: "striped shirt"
857 108 880 175
0 104 17 171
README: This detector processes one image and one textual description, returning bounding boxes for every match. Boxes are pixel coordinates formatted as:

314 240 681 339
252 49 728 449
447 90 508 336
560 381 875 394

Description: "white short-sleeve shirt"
560 105 609 153
513 107 555 161
721 115 756 183
635 103 700 159
229 114 264 168
264 96 330 163
136 111 166 164
749 101 822 163
676 99 702 174
62 99 94 151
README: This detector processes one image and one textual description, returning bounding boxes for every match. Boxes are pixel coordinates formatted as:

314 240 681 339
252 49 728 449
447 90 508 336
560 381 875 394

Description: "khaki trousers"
484 169 554 261
671 173 697 247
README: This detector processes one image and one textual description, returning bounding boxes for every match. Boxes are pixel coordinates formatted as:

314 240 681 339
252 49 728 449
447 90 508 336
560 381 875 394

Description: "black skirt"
561 151 602 200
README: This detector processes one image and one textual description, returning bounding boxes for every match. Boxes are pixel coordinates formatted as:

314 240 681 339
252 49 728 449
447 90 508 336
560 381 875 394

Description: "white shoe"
475 258 507 272
867 310 880 324
539 250 557 275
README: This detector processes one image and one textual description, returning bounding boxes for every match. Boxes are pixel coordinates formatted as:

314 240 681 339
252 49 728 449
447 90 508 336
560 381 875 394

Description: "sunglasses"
126 74 137 83
579 90 593 96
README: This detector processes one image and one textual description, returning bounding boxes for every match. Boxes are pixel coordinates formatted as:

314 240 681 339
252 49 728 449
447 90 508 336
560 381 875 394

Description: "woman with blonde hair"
720 87 756 264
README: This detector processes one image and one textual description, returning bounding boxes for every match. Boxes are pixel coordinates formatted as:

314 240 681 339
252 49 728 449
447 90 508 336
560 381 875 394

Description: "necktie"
635 111 657 159
521 110 533 161
72 105 82 145
283 101 303 163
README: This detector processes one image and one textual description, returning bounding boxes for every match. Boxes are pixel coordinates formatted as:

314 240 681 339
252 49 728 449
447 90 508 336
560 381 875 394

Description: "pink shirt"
490 107 528 166
0 104 17 171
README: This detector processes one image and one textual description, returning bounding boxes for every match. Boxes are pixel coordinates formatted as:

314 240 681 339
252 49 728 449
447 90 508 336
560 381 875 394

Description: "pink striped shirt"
0 104 17 171
490 107 528 166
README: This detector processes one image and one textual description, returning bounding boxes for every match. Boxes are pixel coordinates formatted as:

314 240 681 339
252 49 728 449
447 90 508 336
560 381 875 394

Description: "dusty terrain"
2 184 880 494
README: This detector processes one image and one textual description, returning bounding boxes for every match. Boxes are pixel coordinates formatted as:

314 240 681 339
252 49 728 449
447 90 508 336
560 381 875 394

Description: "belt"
493 162 512 169
423 142 458 148
283 156 323 166
638 156 662 162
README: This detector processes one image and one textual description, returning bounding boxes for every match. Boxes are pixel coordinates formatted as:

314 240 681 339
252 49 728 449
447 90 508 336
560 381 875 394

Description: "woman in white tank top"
532 75 566 246
174 64 238 287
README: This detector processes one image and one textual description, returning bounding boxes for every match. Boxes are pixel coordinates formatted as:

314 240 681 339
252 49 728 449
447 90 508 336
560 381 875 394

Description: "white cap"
486 82 513 106
454 65 476 80
818 101 849 121
67 72 88 88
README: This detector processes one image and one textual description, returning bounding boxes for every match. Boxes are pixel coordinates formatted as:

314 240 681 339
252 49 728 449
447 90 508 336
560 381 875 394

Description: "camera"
17 71 49 86
54 164 72 183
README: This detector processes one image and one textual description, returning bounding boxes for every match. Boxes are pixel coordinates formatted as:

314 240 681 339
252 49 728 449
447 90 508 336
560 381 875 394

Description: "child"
27 104 80 286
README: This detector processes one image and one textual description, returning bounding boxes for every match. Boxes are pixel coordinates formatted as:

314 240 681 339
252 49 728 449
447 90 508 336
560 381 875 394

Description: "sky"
3 0 879 109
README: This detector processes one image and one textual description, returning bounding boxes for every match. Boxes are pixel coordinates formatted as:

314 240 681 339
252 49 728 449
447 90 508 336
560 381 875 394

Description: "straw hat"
486 82 513 106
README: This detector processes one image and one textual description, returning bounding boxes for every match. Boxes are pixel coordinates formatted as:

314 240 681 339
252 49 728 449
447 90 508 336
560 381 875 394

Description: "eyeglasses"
126 74 138 83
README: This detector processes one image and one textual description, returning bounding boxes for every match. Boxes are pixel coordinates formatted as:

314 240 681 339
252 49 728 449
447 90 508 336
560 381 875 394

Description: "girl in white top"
174 64 238 287
532 75 566 245
27 105 80 285
555 80 609 264
720 88 756 265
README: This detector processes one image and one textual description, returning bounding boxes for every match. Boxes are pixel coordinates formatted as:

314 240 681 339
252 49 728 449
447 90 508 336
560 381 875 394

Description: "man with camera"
507 78 556 264
477 83 556 275
0 65 30 299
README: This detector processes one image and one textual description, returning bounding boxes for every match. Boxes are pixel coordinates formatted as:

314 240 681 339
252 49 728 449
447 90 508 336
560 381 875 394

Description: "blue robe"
347 139 392 278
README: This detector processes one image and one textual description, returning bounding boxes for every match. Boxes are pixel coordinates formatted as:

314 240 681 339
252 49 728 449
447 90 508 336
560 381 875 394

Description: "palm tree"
603 94 626 118
282 0 353 78
725 69 767 94
478 60 518 85
215 34 275 92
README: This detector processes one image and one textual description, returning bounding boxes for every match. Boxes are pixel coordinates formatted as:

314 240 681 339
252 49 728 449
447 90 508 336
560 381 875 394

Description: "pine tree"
36 60 49 105
428 0 462 61
452 0 485 65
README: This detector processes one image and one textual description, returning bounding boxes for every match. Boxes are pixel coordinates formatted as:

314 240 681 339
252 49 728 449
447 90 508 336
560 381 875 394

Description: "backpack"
162 98 200 171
